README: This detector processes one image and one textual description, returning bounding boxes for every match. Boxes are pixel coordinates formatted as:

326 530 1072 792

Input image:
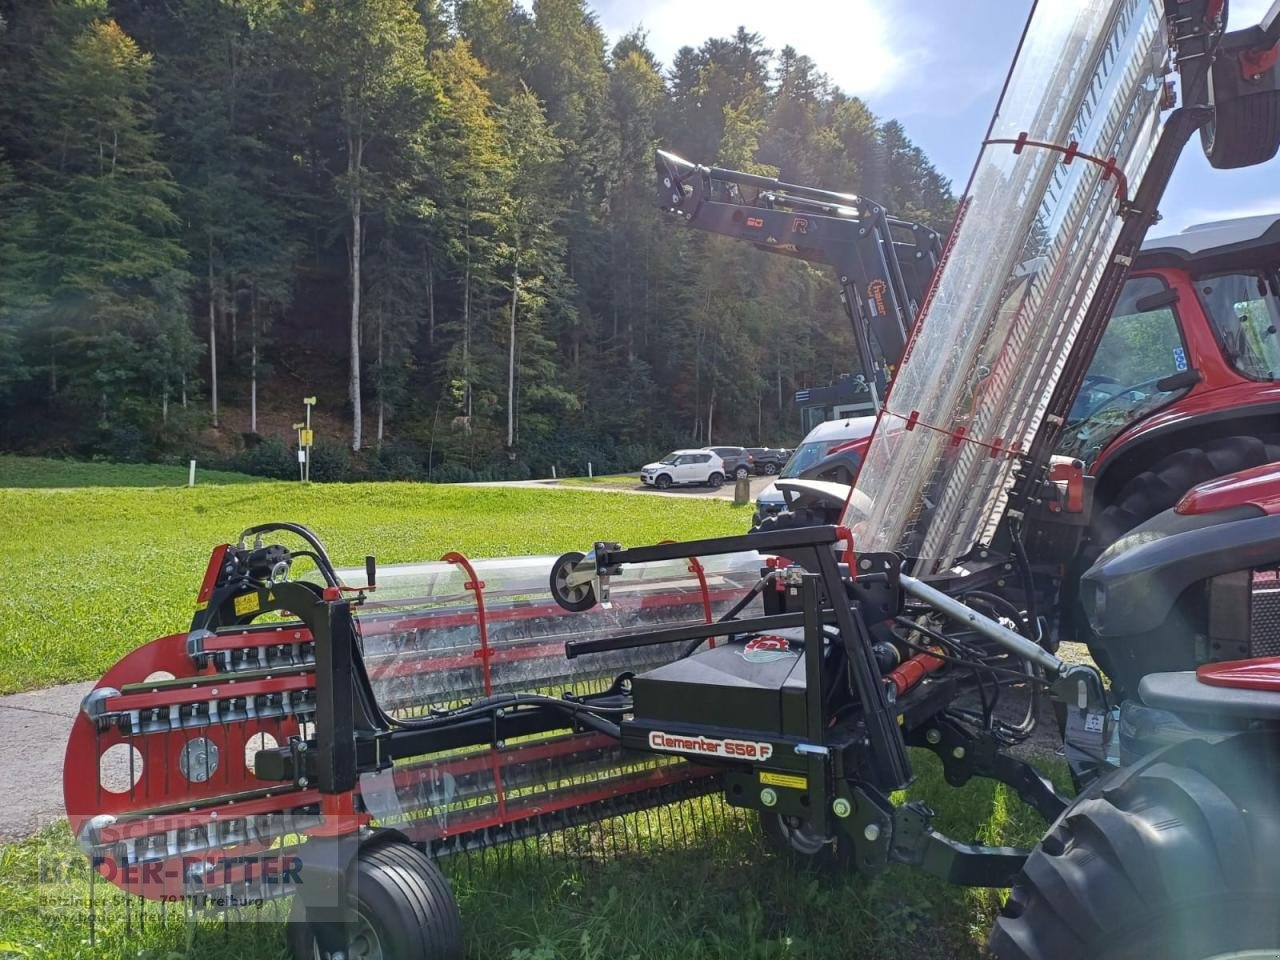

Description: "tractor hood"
844 0 1171 572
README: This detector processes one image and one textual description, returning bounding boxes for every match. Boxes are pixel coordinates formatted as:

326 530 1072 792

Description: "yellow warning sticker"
758 771 807 791
234 593 261 617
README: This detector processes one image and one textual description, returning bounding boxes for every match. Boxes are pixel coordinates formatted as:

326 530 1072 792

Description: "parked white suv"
640 450 725 489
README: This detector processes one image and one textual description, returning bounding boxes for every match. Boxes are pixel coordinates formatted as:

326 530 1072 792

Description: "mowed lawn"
0 454 263 488
0 469 746 693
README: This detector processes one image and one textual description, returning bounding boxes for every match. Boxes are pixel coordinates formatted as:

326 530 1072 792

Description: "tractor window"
1198 270 1280 381
1056 275 1189 465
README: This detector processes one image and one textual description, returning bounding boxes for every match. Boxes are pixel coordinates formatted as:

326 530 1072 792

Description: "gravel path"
0 681 93 840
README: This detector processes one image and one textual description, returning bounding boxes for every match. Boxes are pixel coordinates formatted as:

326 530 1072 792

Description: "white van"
754 416 876 522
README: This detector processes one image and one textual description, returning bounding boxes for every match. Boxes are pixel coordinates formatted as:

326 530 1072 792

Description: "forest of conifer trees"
0 0 954 480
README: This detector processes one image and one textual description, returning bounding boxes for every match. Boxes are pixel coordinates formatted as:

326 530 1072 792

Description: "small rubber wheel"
758 812 852 872
287 841 462 960
990 733 1280 960
734 465 750 479
549 551 596 612
654 474 672 490
707 472 724 489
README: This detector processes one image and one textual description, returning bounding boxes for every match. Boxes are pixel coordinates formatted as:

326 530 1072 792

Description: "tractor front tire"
990 733 1280 960
287 841 463 960
1092 435 1280 549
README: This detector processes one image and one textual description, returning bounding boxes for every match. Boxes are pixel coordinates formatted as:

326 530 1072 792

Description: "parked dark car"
704 446 754 479
745 447 790 475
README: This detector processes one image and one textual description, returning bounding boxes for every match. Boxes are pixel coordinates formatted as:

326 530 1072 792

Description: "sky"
586 0 1280 236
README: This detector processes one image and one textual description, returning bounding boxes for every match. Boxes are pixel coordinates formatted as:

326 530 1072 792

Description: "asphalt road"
465 475 777 500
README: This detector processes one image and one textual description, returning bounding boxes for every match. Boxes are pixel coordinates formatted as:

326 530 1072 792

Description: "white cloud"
1227 0 1276 28
592 0 915 98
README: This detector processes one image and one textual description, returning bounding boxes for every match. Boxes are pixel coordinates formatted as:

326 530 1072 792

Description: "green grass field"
0 750 1056 960
558 473 644 489
0 474 745 693
0 455 262 488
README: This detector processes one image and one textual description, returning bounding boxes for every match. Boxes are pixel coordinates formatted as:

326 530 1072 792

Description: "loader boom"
655 150 941 402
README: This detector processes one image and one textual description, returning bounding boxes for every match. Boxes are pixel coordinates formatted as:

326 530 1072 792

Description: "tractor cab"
1059 213 1280 470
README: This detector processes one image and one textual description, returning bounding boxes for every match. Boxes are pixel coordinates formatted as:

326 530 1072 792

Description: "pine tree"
0 2 192 437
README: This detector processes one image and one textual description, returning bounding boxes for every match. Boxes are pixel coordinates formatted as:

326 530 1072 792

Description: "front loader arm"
655 149 940 400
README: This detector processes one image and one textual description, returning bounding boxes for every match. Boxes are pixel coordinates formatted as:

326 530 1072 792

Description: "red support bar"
686 555 715 645
836 525 857 573
195 545 229 610
440 551 493 696
439 550 505 819
984 133 1129 203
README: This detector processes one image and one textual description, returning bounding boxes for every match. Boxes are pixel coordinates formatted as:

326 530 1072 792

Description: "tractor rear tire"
990 733 1280 960
1092 435 1280 552
1202 89 1280 170
287 841 463 960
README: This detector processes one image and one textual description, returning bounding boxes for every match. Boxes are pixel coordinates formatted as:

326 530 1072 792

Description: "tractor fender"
1175 460 1280 515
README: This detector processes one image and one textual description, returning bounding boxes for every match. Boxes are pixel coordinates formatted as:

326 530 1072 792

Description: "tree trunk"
376 304 384 448
462 219 472 419
230 277 238 362
506 255 519 449
249 284 258 434
706 386 715 446
208 240 219 428
348 138 364 452
426 255 435 348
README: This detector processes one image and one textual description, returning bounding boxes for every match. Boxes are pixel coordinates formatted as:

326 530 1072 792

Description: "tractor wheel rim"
311 911 383 960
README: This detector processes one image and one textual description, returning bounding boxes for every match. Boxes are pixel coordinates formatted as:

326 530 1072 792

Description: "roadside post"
292 421 305 482
734 474 751 505
302 396 316 483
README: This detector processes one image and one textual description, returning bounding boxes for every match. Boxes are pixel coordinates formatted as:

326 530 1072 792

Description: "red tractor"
661 146 1280 700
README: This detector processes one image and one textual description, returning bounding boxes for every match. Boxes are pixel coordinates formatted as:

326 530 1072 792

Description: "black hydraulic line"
566 610 838 659
238 521 341 585
598 525 838 568
678 569 780 659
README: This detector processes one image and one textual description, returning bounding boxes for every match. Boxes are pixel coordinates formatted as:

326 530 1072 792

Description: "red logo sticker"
741 635 793 663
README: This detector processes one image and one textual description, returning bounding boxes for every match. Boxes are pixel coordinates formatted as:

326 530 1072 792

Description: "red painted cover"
1175 462 1280 517
1197 657 1280 692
